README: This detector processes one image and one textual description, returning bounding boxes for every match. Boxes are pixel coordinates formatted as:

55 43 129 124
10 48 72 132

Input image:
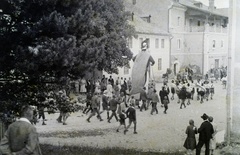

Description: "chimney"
209 0 215 11
132 12 134 21
148 15 151 23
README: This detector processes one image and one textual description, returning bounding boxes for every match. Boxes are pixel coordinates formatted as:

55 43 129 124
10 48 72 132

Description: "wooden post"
226 0 240 144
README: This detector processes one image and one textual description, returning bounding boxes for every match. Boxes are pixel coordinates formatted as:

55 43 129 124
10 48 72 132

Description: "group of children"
167 78 215 107
83 90 137 134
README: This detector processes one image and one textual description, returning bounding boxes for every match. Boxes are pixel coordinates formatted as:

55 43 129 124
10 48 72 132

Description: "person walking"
183 119 197 155
37 102 47 125
159 86 170 107
209 116 218 155
186 83 192 105
204 81 210 101
146 86 154 110
83 92 93 114
108 95 119 123
196 79 202 101
140 87 148 111
100 90 110 119
163 96 169 114
196 113 214 155
86 92 103 122
179 86 187 109
170 80 176 100
0 105 42 155
129 95 136 108
198 84 206 103
124 103 137 134
210 81 214 100
116 112 127 134
150 89 159 115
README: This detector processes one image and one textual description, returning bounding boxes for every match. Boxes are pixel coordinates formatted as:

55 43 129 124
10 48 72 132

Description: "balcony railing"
185 25 228 33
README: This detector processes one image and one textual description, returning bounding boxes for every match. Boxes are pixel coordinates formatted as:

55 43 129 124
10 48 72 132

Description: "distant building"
170 0 228 76
104 0 228 81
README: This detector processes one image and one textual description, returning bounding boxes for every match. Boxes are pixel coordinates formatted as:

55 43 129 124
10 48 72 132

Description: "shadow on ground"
40 144 186 155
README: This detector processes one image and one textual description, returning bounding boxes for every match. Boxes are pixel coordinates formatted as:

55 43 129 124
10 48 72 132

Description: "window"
177 17 180 26
161 39 165 48
155 38 159 49
158 58 162 70
146 38 150 48
198 20 201 26
213 40 216 48
124 67 129 75
221 40 224 48
128 37 133 48
177 39 181 49
139 38 143 49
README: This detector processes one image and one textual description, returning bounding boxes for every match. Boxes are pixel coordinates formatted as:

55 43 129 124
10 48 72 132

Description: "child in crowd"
170 80 176 100
163 96 169 114
150 89 159 115
129 95 136 108
116 112 127 134
183 119 198 155
124 103 137 134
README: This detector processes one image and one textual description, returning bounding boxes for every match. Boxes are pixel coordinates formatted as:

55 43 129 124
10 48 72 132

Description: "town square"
0 0 240 155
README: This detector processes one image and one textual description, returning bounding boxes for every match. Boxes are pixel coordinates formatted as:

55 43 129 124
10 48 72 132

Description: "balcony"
185 24 228 33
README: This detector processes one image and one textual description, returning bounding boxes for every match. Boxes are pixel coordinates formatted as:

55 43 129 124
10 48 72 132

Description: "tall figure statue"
130 40 155 95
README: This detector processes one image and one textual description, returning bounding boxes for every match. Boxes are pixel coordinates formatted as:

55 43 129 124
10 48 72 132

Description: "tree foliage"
0 0 135 113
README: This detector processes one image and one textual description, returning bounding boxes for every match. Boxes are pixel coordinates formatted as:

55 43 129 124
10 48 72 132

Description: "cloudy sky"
198 0 229 8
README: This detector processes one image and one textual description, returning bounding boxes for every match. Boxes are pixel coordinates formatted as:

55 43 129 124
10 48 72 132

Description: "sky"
198 0 229 8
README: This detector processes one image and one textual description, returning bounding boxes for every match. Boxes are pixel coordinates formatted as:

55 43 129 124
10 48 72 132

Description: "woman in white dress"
95 79 101 94
80 78 87 94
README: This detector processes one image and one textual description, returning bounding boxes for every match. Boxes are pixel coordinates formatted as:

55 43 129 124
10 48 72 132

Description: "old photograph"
0 0 239 155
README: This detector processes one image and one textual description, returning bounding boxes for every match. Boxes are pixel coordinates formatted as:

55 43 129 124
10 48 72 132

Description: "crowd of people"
0 72 226 155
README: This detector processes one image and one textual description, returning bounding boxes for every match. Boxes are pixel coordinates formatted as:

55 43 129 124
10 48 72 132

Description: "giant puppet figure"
130 40 155 95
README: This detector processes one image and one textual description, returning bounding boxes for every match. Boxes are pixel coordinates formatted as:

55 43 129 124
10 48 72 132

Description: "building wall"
169 6 186 32
204 33 228 73
169 2 228 76
105 33 170 82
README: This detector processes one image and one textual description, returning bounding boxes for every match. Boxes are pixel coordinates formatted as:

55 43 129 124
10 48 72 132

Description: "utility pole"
226 0 240 145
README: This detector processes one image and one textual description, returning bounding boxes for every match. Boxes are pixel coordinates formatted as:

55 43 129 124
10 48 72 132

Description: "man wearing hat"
196 113 214 155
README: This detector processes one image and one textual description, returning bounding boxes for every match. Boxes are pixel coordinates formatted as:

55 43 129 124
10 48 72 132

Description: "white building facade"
169 0 228 75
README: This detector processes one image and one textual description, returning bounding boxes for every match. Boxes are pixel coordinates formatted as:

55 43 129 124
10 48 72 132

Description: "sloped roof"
179 0 228 17
124 0 170 35
128 15 169 35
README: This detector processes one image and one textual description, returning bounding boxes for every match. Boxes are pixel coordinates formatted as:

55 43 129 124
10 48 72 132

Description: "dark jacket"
140 90 148 101
159 90 169 104
109 98 119 111
198 120 214 142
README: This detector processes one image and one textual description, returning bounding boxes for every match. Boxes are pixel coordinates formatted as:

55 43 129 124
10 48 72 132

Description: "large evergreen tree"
0 0 135 114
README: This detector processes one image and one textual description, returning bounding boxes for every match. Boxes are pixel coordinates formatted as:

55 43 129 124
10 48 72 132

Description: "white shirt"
18 117 31 124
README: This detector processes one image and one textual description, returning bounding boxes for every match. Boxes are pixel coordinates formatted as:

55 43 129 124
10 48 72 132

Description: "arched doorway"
173 61 179 76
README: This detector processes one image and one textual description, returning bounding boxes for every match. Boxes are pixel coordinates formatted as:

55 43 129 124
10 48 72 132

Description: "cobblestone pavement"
36 80 227 154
